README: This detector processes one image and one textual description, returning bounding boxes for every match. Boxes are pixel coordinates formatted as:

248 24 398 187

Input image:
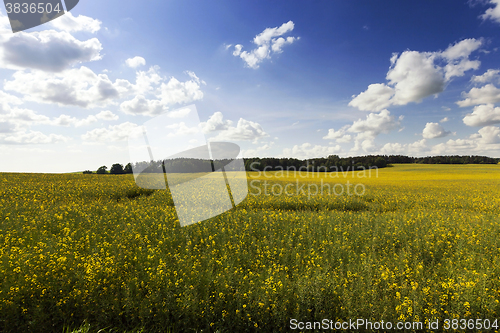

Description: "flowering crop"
0 164 499 332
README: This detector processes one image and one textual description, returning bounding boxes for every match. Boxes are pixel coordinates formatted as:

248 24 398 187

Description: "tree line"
82 158 244 175
82 155 500 174
244 154 500 171
83 163 133 175
385 155 500 164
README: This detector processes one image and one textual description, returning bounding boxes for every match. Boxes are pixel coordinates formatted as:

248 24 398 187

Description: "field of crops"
1 164 500 332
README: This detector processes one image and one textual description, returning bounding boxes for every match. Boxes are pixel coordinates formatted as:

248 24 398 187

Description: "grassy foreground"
1 164 500 332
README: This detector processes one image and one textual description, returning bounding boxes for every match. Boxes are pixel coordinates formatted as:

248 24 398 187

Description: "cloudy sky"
1 0 500 172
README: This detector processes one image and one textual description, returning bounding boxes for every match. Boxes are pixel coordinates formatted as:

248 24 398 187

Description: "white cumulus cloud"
350 39 482 112
49 12 102 33
201 112 233 133
348 110 403 138
463 104 500 126
322 125 353 143
120 95 165 116
117 70 205 115
457 84 500 107
242 143 273 158
209 117 268 142
0 30 102 72
52 114 97 127
0 10 11 34
373 139 431 156
126 56 146 68
380 142 406 154
4 67 122 108
348 83 394 112
82 122 140 142
232 21 299 69
159 77 204 106
430 126 500 154
2 130 68 144
282 143 342 159
51 111 118 127
407 139 429 155
0 90 23 112
0 107 50 132
325 110 403 153
480 0 500 24
134 66 162 94
472 69 500 84
472 125 500 144
422 122 451 139
96 110 119 121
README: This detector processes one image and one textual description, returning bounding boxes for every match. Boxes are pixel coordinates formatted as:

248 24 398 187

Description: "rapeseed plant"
0 165 499 332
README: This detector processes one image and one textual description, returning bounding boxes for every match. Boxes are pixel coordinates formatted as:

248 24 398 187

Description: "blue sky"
1 0 500 172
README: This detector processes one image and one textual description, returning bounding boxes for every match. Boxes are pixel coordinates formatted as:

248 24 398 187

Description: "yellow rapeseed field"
1 164 499 332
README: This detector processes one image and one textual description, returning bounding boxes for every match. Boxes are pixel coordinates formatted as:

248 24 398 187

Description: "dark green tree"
124 163 133 174
374 157 387 168
110 163 124 174
96 166 107 174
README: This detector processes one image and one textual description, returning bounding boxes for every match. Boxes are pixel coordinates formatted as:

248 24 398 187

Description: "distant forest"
244 154 500 172
83 155 500 174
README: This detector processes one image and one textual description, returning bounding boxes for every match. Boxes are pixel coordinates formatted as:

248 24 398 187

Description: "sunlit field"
1 164 500 332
